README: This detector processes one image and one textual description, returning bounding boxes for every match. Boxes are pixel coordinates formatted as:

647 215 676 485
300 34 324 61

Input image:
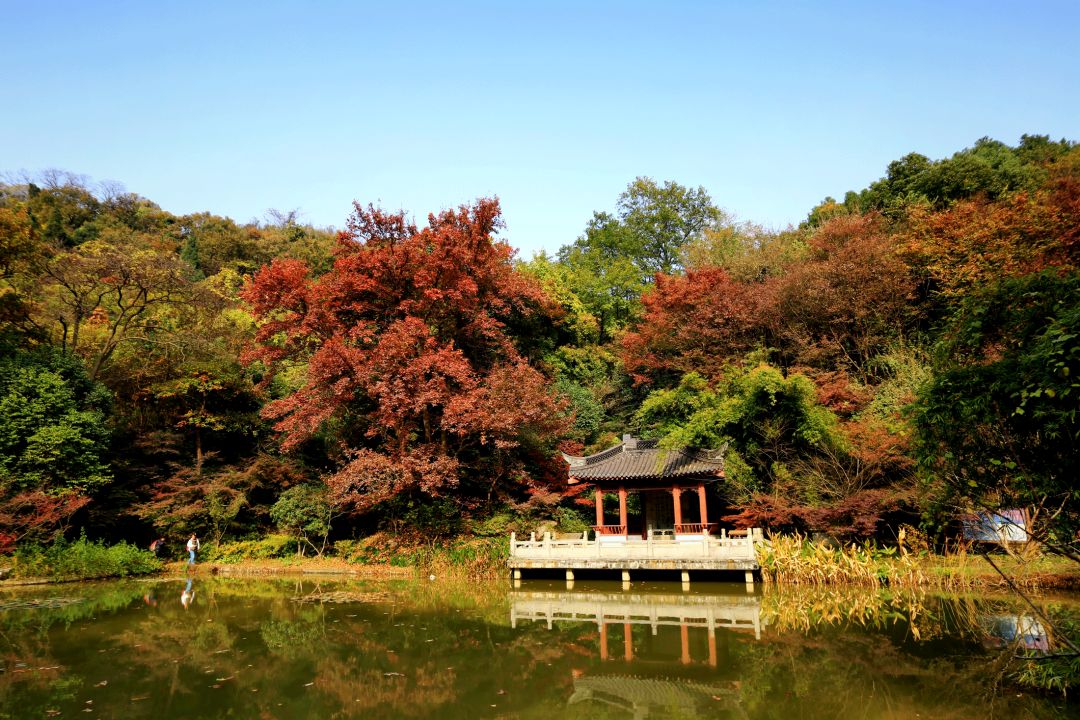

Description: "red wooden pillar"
697 483 708 530
594 488 604 527
618 486 628 536
672 486 683 529
623 623 633 661
708 630 717 667
680 622 691 665
599 622 608 660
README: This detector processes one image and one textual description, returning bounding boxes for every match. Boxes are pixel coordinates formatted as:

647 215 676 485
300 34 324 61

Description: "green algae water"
0 576 1077 719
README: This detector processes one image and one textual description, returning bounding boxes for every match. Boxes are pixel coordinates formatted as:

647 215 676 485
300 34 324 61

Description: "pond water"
0 575 1077 719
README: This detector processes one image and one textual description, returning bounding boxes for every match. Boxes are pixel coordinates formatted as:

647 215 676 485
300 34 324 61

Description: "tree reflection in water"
0 577 1075 719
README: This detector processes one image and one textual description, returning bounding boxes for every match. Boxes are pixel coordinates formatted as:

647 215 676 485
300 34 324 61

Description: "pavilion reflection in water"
510 588 762 718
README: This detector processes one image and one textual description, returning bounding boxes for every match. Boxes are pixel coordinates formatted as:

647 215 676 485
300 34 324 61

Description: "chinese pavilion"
563 434 725 538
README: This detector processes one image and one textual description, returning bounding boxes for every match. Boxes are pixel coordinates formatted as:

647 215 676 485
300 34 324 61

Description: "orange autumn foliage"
620 267 772 384
899 173 1080 301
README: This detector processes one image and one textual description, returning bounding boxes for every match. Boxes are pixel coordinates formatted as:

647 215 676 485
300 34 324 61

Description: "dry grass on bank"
166 558 412 578
758 532 1080 591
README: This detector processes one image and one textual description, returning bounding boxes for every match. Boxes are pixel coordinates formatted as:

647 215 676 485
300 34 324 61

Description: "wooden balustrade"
592 524 627 535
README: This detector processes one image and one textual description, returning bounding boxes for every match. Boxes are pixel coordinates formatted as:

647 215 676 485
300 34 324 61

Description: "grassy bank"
6 536 162 582
193 532 509 580
758 533 1080 591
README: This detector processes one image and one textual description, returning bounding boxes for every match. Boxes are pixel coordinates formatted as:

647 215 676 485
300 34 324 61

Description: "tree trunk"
195 427 203 477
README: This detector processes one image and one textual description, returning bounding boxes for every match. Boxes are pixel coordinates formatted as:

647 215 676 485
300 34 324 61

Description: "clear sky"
2 1 1078 257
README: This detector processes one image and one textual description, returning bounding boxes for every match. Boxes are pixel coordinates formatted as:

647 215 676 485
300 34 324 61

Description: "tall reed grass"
758 532 926 587
757 529 1068 590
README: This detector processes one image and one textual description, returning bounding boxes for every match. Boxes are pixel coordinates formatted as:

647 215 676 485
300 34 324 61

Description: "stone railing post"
543 531 551 558
510 531 516 558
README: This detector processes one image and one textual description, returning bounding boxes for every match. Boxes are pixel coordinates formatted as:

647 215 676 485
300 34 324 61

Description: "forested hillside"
1 134 1077 552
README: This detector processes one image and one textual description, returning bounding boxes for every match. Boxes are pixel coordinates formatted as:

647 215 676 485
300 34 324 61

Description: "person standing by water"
186 533 200 568
149 537 165 558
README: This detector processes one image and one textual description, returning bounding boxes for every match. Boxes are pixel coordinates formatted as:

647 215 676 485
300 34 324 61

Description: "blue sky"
2 1 1078 257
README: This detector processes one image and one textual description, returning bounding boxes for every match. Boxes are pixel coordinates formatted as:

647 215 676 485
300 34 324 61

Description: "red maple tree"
243 199 567 511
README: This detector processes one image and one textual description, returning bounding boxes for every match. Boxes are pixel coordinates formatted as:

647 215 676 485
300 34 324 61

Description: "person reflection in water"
181 578 195 610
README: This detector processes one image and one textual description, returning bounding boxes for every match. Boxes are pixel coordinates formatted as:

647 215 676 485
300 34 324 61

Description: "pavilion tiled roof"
563 435 724 483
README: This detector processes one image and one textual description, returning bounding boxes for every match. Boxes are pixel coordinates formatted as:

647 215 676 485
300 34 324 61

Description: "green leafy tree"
555 178 724 341
270 484 339 556
556 214 644 342
823 135 1077 219
553 378 605 444
617 177 724 276
635 365 841 501
0 348 112 548
911 270 1080 539
0 348 111 494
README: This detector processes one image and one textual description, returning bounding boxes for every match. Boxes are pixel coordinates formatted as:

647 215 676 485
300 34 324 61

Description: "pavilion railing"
592 525 627 535
674 523 718 535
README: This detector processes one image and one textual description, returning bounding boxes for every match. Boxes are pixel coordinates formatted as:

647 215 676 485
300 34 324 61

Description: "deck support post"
512 569 521 580
681 570 690 589
745 570 754 590
565 569 574 589
621 570 630 587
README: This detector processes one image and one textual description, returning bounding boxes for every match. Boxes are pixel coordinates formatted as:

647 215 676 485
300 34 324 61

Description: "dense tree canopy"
0 134 1076 550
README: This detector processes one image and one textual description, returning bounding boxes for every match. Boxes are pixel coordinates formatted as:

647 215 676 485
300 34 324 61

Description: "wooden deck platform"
508 529 762 585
